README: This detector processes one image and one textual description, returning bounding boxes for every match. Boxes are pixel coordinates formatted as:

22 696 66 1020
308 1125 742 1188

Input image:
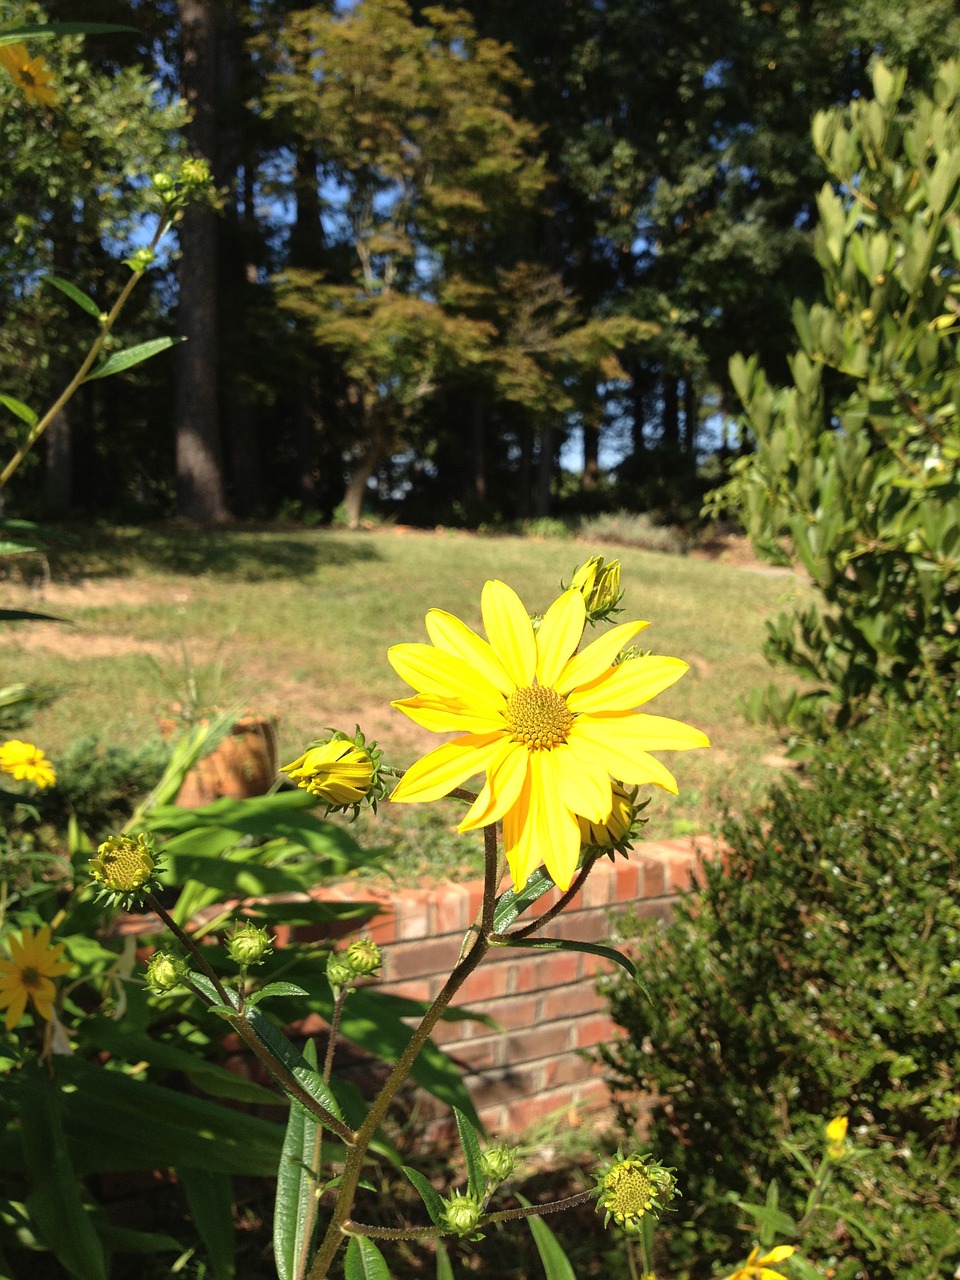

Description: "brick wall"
293 838 713 1135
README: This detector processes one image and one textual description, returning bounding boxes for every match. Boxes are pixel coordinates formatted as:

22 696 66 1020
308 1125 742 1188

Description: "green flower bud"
180 156 212 188
227 922 272 967
145 951 190 993
345 937 382 976
326 952 355 992
568 555 623 623
124 246 156 274
479 1142 517 1187
441 1191 484 1238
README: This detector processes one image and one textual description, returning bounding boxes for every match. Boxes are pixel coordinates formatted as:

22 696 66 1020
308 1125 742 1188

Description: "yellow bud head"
594 1150 677 1235
345 937 382 976
479 1142 517 1186
281 733 378 810
441 1191 484 1237
90 833 156 895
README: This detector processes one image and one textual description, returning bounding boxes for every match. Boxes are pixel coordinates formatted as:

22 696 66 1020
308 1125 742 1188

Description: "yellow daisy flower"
389 580 708 890
0 739 56 789
0 42 57 107
727 1245 796 1280
0 926 72 1031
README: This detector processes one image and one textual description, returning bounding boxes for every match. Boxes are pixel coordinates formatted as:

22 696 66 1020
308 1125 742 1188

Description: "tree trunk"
682 376 698 455
43 407 72 515
175 0 230 522
533 421 555 517
342 400 389 528
582 407 600 491
661 375 680 452
471 393 486 502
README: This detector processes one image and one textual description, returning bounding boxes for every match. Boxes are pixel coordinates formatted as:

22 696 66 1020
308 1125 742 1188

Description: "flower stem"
0 214 172 490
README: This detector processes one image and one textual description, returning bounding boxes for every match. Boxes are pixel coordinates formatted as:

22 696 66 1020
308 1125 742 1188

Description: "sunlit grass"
4 525 810 875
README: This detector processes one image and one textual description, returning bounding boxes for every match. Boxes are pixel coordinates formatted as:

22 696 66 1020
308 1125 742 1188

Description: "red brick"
469 992 542 1031
581 865 615 908
613 859 641 901
542 1050 606 1090
394 890 431 941
573 1012 617 1048
430 884 472 935
539 984 604 1023
443 1037 501 1073
386 936 461 980
512 950 582 992
665 854 699 891
455 962 515 1004
640 854 667 898
501 1020 574 1064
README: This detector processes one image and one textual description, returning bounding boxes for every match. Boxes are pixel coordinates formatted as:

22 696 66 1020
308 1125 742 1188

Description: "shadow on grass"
37 523 383 582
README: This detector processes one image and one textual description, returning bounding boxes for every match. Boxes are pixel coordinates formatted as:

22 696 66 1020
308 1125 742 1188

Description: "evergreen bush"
602 697 960 1278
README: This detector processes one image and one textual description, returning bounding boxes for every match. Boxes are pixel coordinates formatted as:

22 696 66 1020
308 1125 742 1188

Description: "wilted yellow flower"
726 1244 796 1280
0 926 72 1031
389 580 708 890
0 739 56 788
282 738 375 806
0 43 56 107
825 1114 849 1159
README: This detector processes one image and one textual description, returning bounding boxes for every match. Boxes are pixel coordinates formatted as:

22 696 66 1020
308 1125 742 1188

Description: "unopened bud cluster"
145 950 190 993
326 937 383 992
151 156 215 213
440 1190 484 1238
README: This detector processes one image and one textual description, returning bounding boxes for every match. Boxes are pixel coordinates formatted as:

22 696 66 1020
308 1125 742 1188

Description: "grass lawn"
2 523 810 881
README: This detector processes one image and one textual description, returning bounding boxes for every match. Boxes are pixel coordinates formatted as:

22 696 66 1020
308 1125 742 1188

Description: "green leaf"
245 981 311 1007
515 1195 577 1280
0 607 65 623
19 1070 108 1280
178 1167 236 1280
735 1200 798 1238
274 1041 324 1280
492 867 557 931
243 1003 347 1127
789 1257 829 1280
454 1107 485 1198
495 934 639 983
401 1166 446 1228
0 23 137 44
84 337 184 381
435 1241 455 1280
0 394 37 427
344 1235 392 1280
41 274 102 319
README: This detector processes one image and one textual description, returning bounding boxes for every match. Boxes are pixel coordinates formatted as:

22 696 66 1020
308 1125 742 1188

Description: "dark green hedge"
602 699 960 1278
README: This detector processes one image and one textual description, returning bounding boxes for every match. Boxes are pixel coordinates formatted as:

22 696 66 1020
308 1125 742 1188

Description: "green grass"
3 524 810 880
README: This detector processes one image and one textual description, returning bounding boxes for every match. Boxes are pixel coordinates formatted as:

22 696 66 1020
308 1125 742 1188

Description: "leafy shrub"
601 697 960 1279
577 510 686 555
37 734 171 836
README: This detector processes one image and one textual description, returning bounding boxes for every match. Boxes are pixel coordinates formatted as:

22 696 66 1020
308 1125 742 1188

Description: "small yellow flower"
726 1244 796 1280
389 580 708 890
90 833 157 895
825 1114 849 1159
0 926 72 1031
0 739 56 789
594 1150 677 1235
0 43 56 107
282 738 375 807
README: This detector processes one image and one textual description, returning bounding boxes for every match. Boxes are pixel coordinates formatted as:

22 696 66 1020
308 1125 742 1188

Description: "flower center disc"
506 685 573 750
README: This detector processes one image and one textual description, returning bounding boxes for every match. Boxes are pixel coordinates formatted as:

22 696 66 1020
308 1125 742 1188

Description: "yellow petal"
535 589 585 687
534 752 584 889
459 739 529 831
425 609 514 695
568 719 682 792
760 1247 796 1264
502 771 538 889
390 733 505 804
550 743 612 822
388 643 503 708
607 711 710 751
566 655 690 714
392 695 506 735
554 618 650 694
481 580 536 687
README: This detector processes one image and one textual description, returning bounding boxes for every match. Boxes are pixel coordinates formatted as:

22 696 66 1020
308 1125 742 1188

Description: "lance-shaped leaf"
0 394 37 426
401 1166 446 1227
274 1040 325 1280
344 1236 392 1280
515 1195 577 1280
492 867 557 932
84 337 184 381
179 1167 236 1280
0 23 137 44
492 934 641 983
453 1107 485 1198
42 274 102 319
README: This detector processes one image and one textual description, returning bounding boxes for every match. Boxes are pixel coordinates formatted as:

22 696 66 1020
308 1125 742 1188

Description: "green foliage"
710 59 960 729
576 511 687 556
601 696 960 1278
